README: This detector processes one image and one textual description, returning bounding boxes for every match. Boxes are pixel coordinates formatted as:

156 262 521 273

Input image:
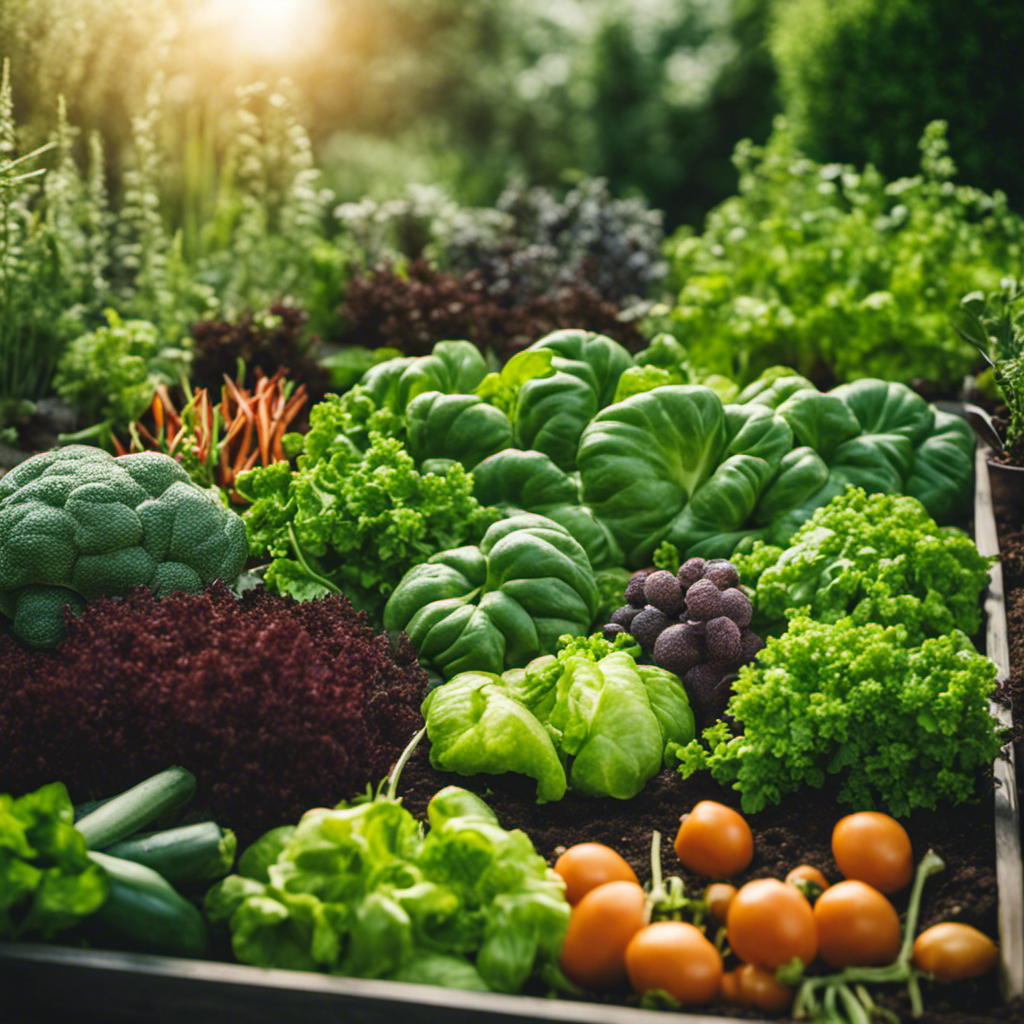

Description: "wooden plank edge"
0 943 755 1024
975 444 1024 1001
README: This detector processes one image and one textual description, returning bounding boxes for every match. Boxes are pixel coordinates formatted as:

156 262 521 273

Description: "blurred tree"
0 0 781 230
771 0 1024 208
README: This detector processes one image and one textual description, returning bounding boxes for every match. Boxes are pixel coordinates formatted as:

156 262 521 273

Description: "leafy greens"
0 781 109 941
674 616 1003 817
733 487 993 642
204 785 569 993
422 633 694 801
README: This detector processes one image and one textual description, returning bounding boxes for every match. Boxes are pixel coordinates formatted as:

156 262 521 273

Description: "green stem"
649 830 664 900
794 850 945 1020
385 726 426 802
287 522 341 595
835 982 871 1024
58 419 115 444
897 849 945 966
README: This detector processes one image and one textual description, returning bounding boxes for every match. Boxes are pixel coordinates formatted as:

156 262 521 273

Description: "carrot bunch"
115 369 307 503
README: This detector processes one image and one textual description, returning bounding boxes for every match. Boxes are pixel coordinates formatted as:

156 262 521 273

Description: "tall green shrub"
654 119 1024 389
770 0 1024 208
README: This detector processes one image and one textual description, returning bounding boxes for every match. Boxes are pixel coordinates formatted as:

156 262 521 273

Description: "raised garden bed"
0 438 1021 1024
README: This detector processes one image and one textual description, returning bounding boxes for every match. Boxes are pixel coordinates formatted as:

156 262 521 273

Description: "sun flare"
195 0 332 62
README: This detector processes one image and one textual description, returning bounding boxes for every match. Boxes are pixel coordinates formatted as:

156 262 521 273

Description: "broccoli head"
0 445 248 648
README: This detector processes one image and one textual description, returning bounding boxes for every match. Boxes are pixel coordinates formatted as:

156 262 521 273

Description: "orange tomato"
726 877 818 971
719 964 794 1013
674 800 754 880
553 843 639 906
814 880 901 968
832 812 913 894
559 879 647 988
913 922 999 982
705 882 738 923
785 864 829 904
625 921 723 1004
785 864 829 891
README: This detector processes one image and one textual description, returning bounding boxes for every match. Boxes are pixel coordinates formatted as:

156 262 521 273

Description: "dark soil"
389 481 1024 1024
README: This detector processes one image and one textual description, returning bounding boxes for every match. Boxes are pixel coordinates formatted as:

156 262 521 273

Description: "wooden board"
975 445 1024 1000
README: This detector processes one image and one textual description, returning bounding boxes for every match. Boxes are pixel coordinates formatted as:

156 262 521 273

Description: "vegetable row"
2 764 1000 1022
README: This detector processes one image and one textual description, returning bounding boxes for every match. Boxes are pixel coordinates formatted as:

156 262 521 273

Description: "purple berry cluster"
603 557 765 725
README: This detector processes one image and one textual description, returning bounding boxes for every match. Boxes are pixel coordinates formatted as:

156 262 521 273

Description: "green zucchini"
103 822 237 886
76 767 197 849
89 850 209 958
73 795 114 822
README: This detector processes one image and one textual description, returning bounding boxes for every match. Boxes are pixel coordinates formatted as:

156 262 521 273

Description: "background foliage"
770 0 1024 211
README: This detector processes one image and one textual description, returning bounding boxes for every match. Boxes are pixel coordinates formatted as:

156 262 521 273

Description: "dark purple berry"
706 616 742 665
652 623 705 676
683 663 736 729
702 559 740 590
643 570 684 616
719 587 753 628
601 622 627 641
629 605 672 652
677 557 707 591
739 628 766 663
684 578 724 621
624 569 654 608
609 605 642 629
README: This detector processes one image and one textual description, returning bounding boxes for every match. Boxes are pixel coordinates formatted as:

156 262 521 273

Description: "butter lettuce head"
576 378 974 567
0 781 110 941
471 449 623 569
421 646 695 802
204 785 568 993
383 514 601 679
360 340 489 413
546 652 665 799
421 671 567 802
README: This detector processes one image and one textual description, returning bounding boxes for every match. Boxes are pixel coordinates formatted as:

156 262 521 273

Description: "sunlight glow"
195 0 332 62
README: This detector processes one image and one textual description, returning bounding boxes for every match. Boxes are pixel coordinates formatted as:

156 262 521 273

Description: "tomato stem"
792 849 945 1022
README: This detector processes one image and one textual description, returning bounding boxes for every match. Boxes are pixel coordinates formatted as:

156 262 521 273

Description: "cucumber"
76 767 197 849
89 850 209 958
73 795 114 822
103 822 237 886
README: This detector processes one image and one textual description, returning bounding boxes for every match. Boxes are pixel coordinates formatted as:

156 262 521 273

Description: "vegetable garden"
1 2 1024 1023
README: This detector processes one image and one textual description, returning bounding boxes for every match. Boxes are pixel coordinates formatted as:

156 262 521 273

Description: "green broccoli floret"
674 615 1003 816
733 487 992 643
0 445 248 648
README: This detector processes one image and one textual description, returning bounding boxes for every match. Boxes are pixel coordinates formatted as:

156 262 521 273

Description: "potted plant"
954 280 1024 507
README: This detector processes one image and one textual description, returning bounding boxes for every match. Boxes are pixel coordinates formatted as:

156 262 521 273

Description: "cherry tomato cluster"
552 802 999 1012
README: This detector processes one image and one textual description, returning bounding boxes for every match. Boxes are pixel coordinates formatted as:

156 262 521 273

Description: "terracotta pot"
987 457 1024 511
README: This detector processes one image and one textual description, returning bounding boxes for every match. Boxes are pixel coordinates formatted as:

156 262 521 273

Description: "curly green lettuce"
238 417 501 623
674 616 1003 816
733 487 993 642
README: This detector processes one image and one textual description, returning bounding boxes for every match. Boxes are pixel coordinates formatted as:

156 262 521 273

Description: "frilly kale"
732 488 992 643
295 386 406 463
238 396 501 622
674 615 1003 817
